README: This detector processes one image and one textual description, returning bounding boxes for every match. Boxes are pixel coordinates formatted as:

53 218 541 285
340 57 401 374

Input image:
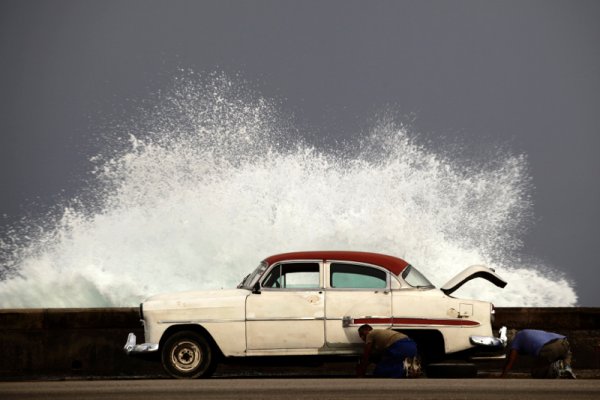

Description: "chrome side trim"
158 318 244 324
247 317 325 322
470 354 506 360
123 332 159 354
158 317 326 324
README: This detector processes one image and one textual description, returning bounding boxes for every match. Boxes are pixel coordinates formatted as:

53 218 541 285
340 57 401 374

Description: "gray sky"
1 0 599 305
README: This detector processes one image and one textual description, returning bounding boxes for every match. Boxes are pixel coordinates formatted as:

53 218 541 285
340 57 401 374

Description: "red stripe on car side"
353 317 480 326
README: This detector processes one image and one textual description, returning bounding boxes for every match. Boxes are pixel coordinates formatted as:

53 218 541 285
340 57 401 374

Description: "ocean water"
0 73 577 307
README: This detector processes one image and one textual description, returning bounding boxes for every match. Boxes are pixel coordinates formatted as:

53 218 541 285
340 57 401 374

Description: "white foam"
0 73 577 307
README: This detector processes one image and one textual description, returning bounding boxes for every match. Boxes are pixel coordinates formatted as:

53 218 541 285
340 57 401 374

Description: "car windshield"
401 264 435 288
238 261 268 290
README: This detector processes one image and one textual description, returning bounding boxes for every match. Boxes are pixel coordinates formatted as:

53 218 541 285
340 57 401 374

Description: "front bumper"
123 332 159 355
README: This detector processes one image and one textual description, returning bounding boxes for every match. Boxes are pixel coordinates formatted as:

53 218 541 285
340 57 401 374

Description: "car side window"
261 262 320 289
330 262 387 289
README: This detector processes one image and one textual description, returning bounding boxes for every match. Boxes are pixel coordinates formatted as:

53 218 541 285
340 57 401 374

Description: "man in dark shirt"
501 329 575 378
357 324 419 378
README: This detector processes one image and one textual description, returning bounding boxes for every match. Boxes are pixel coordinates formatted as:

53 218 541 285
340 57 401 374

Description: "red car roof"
263 251 410 276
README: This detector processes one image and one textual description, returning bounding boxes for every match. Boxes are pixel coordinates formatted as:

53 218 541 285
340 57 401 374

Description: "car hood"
440 265 507 295
143 288 250 310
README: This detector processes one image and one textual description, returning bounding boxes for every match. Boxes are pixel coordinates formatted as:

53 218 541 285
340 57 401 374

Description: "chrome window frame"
396 264 435 290
242 261 269 290
324 260 391 291
259 259 324 291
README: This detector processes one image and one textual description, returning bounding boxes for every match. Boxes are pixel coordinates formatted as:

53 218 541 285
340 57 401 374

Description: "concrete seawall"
1 307 599 379
0 308 161 379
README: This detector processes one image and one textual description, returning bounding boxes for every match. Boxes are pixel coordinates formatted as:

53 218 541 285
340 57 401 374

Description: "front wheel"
161 331 216 378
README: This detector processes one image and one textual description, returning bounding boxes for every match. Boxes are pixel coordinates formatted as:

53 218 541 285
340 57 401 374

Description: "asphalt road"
1 379 600 400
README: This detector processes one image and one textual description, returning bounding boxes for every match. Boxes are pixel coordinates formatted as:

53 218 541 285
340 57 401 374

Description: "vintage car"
124 251 507 378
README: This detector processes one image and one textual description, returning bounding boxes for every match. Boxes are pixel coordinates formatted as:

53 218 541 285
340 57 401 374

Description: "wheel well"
160 324 224 359
394 329 445 364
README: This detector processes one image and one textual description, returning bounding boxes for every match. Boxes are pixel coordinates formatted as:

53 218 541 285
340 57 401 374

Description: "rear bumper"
123 332 159 355
468 326 507 360
469 326 507 348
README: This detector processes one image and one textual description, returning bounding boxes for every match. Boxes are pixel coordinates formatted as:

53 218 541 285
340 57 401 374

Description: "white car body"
125 251 507 378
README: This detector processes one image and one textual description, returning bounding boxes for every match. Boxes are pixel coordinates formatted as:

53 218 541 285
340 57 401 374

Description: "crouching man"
501 329 576 379
357 324 419 378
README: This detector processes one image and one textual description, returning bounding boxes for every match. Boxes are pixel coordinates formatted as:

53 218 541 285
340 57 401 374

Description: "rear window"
330 263 387 289
401 265 435 288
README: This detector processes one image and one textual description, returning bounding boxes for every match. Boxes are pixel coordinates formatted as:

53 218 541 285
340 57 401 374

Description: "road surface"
1 378 600 400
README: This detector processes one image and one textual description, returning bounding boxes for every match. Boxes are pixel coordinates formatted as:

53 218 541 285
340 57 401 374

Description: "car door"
324 261 392 350
245 261 325 351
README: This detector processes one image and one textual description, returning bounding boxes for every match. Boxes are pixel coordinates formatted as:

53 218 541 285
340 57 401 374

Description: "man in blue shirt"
501 329 575 378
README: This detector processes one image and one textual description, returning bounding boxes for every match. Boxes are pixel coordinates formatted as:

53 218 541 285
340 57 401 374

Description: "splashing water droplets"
0 73 577 307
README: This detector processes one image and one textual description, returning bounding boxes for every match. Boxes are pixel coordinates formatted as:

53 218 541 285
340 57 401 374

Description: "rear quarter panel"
391 289 493 354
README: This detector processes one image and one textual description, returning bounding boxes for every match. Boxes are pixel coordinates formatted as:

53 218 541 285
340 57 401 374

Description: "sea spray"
0 72 577 307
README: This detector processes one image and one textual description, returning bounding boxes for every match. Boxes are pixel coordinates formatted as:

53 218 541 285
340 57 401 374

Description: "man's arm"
357 342 373 377
501 349 518 377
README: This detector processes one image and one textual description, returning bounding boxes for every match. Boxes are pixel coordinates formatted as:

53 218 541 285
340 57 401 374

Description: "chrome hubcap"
170 340 202 372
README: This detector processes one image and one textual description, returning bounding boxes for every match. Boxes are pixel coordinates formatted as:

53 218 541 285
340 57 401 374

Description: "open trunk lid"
441 265 507 295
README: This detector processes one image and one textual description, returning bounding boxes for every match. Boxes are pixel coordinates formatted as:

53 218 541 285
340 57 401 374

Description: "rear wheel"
161 331 216 378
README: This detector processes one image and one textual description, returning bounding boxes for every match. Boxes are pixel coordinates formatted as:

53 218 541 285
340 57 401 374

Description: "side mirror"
252 281 261 294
